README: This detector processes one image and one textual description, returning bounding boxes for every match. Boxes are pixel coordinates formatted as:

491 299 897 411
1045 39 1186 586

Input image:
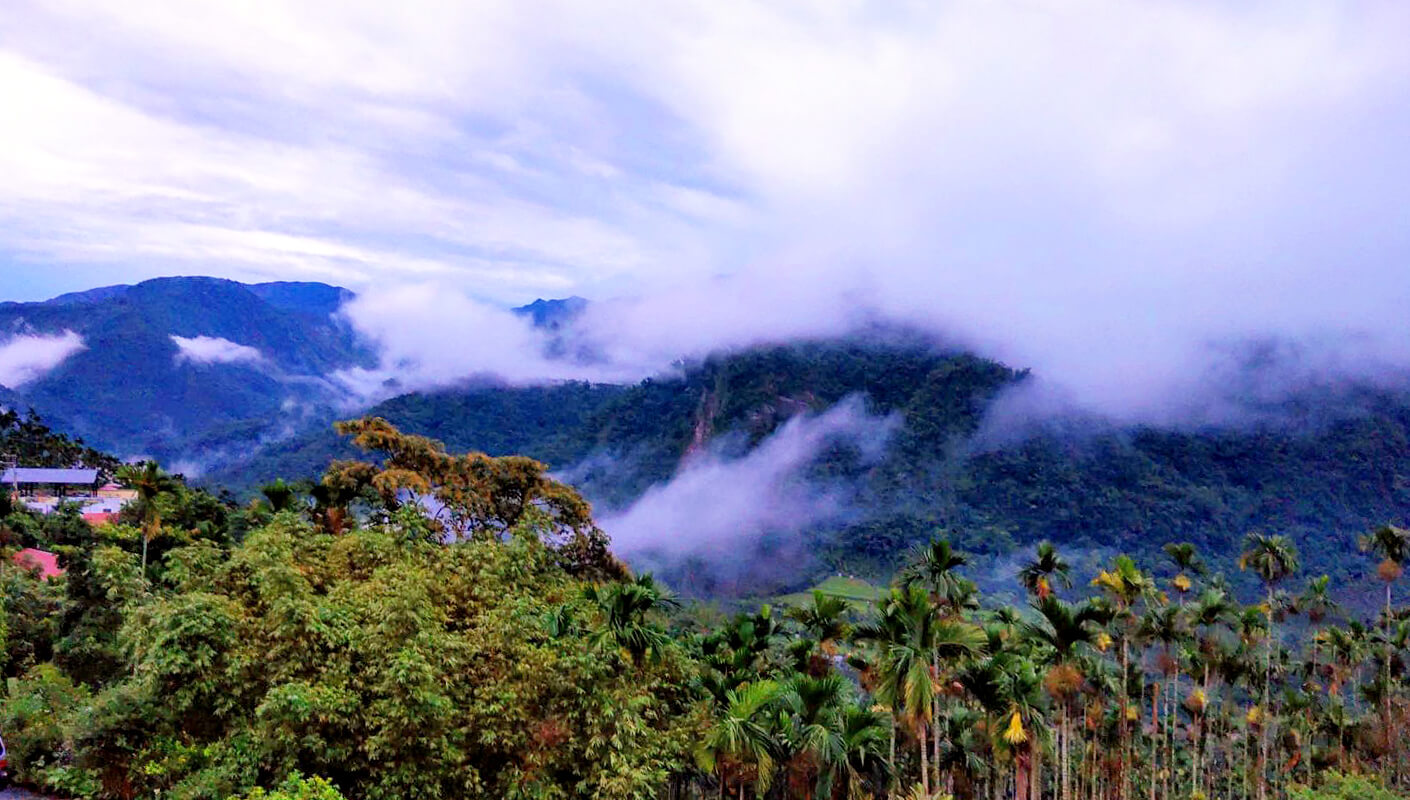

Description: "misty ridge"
5 273 1410 603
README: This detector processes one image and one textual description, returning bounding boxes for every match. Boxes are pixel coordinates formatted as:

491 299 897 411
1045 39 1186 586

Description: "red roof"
13 548 64 580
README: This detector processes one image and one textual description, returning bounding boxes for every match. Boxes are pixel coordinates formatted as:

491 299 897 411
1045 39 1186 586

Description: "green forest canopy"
4 418 1410 799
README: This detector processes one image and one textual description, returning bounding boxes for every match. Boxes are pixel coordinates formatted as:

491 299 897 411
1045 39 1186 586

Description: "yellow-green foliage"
1289 772 1409 800
3 514 699 800
240 773 348 800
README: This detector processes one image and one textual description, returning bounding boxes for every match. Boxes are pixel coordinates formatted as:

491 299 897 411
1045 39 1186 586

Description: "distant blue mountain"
512 296 587 329
0 276 372 471
41 284 133 306
247 281 357 316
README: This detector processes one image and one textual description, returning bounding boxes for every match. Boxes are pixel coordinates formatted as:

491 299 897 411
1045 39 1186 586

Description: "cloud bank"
0 331 85 387
599 396 899 563
3 3 1410 423
171 335 263 366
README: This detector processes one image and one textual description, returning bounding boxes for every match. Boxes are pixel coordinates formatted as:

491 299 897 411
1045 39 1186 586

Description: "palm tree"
1187 586 1237 794
787 590 853 657
1359 523 1410 782
1024 595 1101 800
1239 532 1299 800
1137 603 1190 800
116 460 177 572
858 585 985 798
902 536 972 788
1297 575 1340 625
959 648 1051 800
1164 542 1204 598
833 705 892 799
1091 554 1153 800
698 680 786 799
904 536 969 610
1020 541 1072 600
583 573 680 665
1362 524 1410 619
782 672 850 800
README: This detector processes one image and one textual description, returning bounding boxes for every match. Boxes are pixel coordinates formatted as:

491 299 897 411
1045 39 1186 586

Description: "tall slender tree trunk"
1385 580 1396 787
1032 747 1042 800
890 718 897 800
1121 638 1131 800
1148 686 1158 800
1061 705 1070 800
1259 586 1273 800
934 651 943 791
920 723 931 797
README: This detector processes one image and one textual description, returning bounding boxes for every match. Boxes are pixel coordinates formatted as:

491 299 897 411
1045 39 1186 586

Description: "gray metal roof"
2 468 100 485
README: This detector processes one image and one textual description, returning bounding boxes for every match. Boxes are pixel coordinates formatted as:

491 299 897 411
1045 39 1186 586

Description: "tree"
857 586 984 798
1240 532 1300 800
1298 575 1340 625
1091 554 1153 800
1361 524 1409 628
832 705 891 800
1164 542 1204 598
115 460 177 572
1020 541 1071 601
329 417 627 580
781 672 850 799
583 573 680 665
903 537 969 609
1359 523 1410 780
259 479 301 513
697 681 785 799
1024 596 1101 800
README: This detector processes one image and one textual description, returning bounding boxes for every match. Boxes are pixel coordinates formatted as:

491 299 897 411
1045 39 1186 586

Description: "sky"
3 1 1410 422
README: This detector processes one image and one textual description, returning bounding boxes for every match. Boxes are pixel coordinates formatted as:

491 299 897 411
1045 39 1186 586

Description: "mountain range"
0 277 371 472
3 276 1409 604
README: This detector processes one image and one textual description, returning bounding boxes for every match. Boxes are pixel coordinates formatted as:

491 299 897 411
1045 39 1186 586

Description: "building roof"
12 548 64 580
2 467 99 485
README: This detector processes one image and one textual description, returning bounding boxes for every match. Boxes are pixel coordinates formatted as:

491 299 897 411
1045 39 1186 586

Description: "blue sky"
3 2 1410 423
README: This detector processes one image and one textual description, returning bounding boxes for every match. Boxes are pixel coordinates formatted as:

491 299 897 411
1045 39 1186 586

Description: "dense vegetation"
215 339 1410 606
0 409 120 479
5 418 1410 799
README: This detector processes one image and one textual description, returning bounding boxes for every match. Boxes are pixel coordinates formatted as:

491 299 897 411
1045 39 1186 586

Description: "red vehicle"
0 731 8 786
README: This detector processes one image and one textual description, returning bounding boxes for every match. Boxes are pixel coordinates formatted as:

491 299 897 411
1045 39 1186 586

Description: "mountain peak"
513 296 588 329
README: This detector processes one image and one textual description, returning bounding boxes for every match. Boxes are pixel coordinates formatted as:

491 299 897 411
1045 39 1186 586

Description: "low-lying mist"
594 396 899 589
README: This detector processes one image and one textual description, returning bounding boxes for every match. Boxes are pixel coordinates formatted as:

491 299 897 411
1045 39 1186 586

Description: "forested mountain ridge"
211 336 1410 602
5 277 1409 601
5 413 1410 800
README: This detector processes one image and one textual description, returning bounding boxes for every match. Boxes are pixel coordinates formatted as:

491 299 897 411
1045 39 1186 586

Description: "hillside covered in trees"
0 277 374 471
212 338 1410 603
5 417 1410 800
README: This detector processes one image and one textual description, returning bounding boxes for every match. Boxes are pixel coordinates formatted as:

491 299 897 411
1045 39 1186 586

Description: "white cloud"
0 331 85 387
330 284 620 399
1 2 1409 422
170 335 263 366
599 396 899 558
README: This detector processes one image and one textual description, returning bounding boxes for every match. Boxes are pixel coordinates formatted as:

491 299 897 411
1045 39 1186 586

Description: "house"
12 547 64 580
78 496 126 526
4 467 131 524
2 467 100 499
96 482 139 501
